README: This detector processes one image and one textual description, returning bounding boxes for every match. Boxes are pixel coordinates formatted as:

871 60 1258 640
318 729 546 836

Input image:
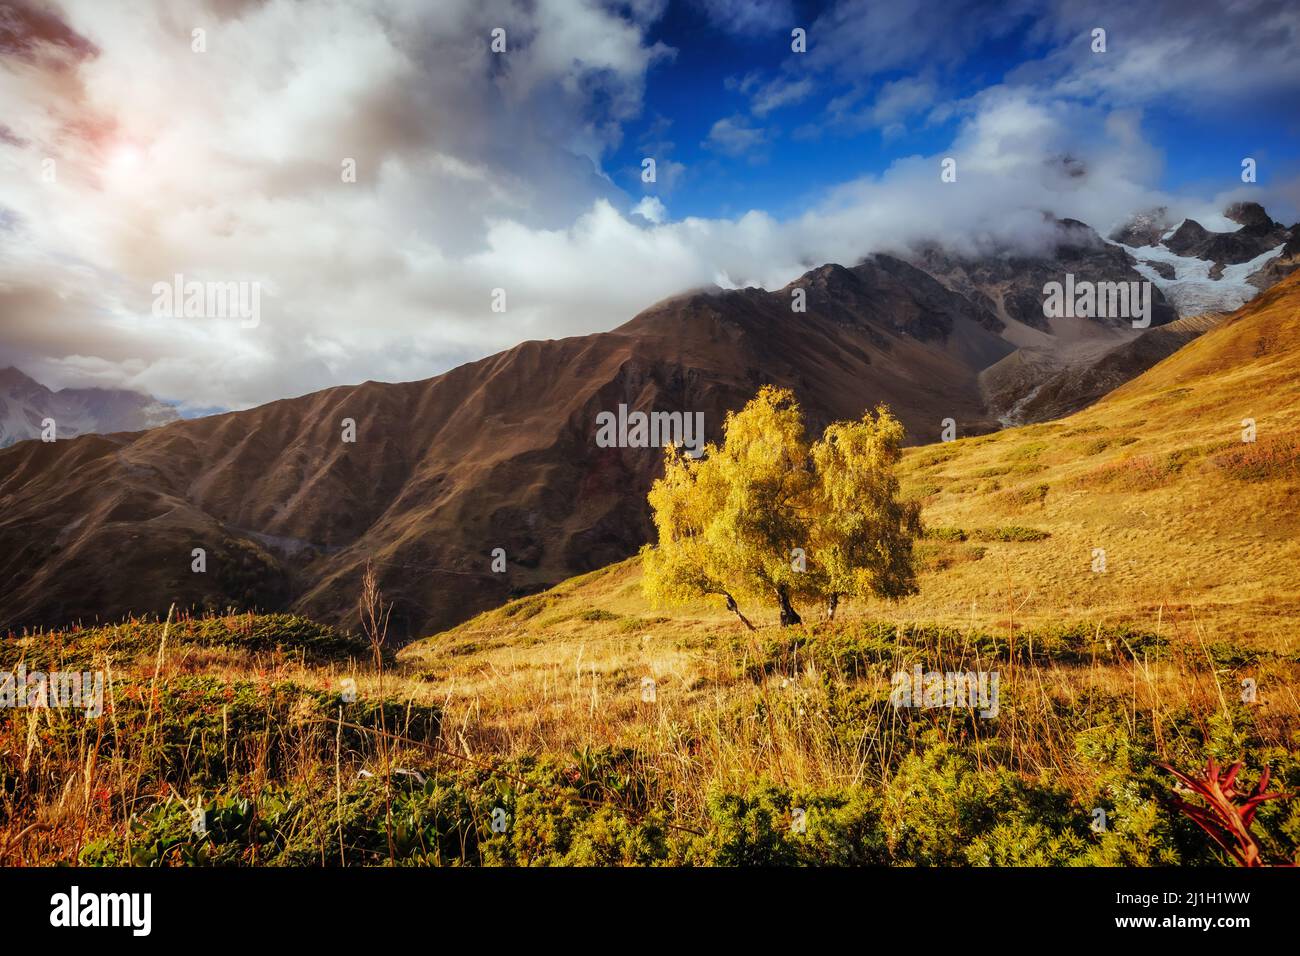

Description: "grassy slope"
406 272 1300 657
377 274 1300 865
883 273 1300 647
6 276 1300 866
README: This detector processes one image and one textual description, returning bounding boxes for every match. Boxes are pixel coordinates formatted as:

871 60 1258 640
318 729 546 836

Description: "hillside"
6 278 1299 869
0 210 1290 641
405 271 1300 654
1002 313 1223 424
9 595 1297 866
885 271 1300 647
0 256 1009 638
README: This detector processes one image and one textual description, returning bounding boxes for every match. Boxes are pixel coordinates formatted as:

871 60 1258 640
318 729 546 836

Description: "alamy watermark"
1 666 104 718
1042 274 1151 329
595 404 705 458
890 666 1000 718
152 274 261 328
50 886 150 936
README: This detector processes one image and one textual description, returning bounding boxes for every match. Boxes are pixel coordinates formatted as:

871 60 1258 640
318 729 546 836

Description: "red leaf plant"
1159 757 1295 867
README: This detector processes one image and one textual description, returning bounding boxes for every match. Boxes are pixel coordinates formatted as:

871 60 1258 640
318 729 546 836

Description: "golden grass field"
3 274 1299 866
401 273 1300 759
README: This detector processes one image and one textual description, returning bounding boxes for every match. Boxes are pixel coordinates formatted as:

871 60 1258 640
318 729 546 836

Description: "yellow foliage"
642 386 919 626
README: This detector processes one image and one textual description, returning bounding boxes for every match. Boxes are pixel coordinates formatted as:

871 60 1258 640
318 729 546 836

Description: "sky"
2 0 1298 413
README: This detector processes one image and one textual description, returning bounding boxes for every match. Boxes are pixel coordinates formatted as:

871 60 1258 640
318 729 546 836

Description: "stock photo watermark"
890 666 1000 719
0 667 104 719
152 274 261 328
1043 274 1152 328
595 404 706 458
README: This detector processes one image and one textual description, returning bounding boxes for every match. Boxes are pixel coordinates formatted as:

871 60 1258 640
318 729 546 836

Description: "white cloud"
808 74 938 138
750 76 814 116
694 0 794 36
702 115 767 157
807 0 1031 81
1020 0 1300 106
869 76 937 130
1 0 1296 417
0 0 674 410
631 195 667 223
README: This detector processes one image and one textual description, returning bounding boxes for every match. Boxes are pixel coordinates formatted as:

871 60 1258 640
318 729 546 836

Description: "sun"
105 143 144 177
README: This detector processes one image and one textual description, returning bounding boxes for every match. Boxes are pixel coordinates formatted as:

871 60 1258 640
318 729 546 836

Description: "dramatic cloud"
1022 0 1300 106
805 0 1035 81
1 0 1296 414
0 0 673 409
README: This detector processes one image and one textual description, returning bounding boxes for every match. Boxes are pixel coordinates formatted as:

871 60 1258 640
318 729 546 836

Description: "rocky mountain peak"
1108 207 1173 247
1164 219 1212 255
1224 201 1277 232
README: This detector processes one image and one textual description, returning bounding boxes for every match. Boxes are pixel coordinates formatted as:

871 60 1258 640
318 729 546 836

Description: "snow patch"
1114 241 1284 317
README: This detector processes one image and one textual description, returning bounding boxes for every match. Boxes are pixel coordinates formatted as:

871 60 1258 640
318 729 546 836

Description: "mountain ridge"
1 206 1293 638
0 366 180 448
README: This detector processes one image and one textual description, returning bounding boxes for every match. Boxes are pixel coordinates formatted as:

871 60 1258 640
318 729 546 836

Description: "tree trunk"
776 586 802 626
723 592 755 631
826 592 839 622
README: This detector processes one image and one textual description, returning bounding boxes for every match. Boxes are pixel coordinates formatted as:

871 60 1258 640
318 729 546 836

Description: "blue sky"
607 0 1300 223
620 0 993 218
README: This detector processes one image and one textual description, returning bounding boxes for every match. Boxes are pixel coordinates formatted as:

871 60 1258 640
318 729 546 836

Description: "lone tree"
642 386 920 628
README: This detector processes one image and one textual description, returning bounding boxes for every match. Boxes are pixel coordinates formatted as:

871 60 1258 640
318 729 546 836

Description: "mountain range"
0 367 179 448
0 203 1293 638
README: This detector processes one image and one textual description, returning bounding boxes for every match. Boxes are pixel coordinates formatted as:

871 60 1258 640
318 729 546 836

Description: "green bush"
971 526 1051 542
3 613 372 670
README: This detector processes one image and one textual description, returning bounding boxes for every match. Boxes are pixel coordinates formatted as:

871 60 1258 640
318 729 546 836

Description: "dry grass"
872 277 1300 649
7 570 1296 864
397 559 1299 789
4 276 1300 866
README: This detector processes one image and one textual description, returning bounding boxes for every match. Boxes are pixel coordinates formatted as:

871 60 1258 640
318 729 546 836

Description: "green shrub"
2 614 372 670
971 526 1051 542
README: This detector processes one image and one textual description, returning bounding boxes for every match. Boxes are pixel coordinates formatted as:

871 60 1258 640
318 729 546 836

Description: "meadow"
2 585 1296 866
3 276 1299 867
